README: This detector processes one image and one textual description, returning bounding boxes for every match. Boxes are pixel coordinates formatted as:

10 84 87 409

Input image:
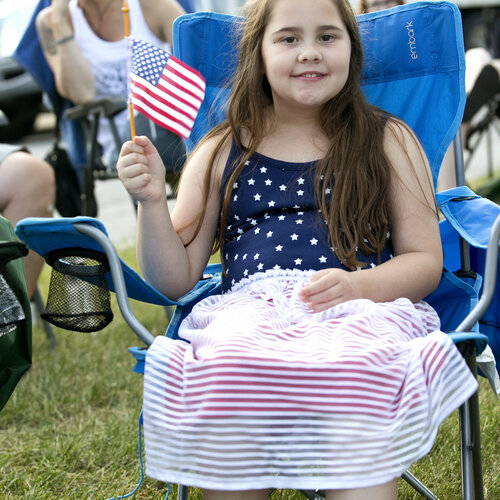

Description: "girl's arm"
36 1 96 104
117 135 227 300
300 120 443 310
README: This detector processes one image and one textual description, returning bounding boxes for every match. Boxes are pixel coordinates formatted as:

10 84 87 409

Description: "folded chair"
14 2 500 499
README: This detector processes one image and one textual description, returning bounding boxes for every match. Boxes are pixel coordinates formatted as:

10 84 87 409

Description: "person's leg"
202 489 270 500
0 151 55 297
326 479 398 500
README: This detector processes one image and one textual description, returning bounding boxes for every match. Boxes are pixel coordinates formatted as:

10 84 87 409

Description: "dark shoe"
463 63 500 122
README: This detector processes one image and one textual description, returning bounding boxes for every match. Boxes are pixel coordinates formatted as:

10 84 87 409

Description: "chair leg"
177 484 188 500
32 286 56 351
299 490 325 499
401 471 437 500
458 342 484 500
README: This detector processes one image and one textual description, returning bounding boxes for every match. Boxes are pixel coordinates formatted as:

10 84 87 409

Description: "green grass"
0 246 498 499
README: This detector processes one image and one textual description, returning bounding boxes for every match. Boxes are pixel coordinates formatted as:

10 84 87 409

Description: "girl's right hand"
117 135 167 204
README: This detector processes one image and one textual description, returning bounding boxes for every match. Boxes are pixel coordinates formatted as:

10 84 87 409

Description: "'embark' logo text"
406 21 418 60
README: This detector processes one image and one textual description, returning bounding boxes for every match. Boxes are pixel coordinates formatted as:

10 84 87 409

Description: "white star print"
310 238 318 245
273 264 281 270
234 254 239 260
325 188 331 195
233 182 239 189
295 258 302 265
278 215 286 221
248 178 255 185
255 227 261 234
279 185 287 191
297 177 305 185
275 245 283 251
260 167 267 173
291 233 298 241
254 253 260 260
266 231 273 238
265 179 272 186
257 263 264 270
297 190 304 196
250 219 257 226
268 201 276 207
254 193 261 201
296 219 303 225
319 256 327 263
242 253 247 260
233 194 238 201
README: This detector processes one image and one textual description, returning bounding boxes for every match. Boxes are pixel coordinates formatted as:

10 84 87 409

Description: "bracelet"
55 34 74 46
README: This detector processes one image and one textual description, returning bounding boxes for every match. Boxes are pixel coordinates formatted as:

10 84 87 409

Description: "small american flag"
130 39 205 139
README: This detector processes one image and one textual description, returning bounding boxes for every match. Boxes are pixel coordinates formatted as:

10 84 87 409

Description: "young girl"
117 0 478 498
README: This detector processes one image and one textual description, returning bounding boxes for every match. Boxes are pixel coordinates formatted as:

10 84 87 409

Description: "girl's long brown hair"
187 0 403 270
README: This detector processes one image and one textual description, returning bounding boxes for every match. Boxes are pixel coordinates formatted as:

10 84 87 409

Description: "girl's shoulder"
185 130 233 185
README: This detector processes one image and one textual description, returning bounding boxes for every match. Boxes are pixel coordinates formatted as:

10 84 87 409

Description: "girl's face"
261 0 351 117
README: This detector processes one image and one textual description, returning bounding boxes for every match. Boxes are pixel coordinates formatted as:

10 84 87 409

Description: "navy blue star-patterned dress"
142 138 478 492
220 140 393 292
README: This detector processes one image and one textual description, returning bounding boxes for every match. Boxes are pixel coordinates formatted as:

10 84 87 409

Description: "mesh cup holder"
0 272 25 337
42 248 113 332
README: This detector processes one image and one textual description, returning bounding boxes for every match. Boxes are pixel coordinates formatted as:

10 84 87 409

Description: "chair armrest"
456 214 500 332
63 96 127 121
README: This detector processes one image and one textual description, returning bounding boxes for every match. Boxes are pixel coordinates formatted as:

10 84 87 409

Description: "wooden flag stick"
122 0 136 138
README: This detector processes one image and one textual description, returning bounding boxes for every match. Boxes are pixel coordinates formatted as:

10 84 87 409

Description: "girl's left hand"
298 268 362 312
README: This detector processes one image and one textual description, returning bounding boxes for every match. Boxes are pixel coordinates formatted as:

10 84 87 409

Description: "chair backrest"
174 1 466 190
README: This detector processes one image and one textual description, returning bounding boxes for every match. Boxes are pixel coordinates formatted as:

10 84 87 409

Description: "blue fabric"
437 187 500 372
174 2 465 189
178 0 197 13
13 0 87 175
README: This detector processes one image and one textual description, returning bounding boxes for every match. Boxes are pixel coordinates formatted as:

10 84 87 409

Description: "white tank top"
69 0 172 162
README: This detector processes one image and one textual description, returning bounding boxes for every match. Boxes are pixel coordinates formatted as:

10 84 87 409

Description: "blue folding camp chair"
13 2 500 499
